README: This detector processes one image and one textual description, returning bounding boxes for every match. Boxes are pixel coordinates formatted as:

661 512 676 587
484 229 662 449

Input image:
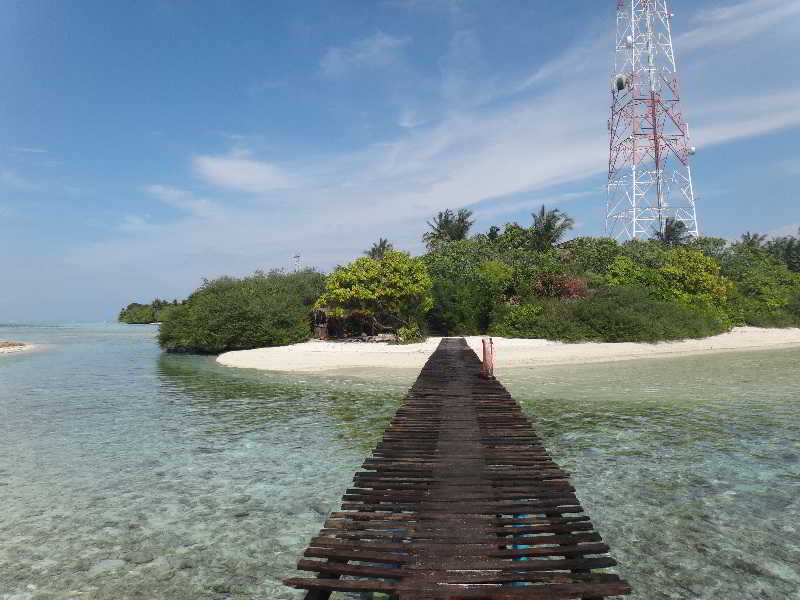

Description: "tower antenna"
607 0 699 240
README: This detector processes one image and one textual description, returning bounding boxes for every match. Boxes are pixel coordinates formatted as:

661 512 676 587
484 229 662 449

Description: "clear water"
1 324 798 600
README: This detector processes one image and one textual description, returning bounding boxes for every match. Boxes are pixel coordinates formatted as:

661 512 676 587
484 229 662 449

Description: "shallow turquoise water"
503 353 800 600
1 323 798 599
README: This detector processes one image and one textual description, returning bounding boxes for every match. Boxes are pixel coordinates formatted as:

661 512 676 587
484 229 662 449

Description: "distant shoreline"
216 326 800 375
0 341 37 355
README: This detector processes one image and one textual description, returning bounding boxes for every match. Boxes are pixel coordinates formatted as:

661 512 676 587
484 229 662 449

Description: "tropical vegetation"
123 208 800 353
118 299 179 324
157 269 325 353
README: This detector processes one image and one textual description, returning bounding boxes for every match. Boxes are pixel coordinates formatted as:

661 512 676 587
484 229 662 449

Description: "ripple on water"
1 324 799 599
504 348 800 600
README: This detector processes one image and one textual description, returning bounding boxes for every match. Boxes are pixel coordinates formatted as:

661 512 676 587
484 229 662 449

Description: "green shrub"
424 244 511 335
621 239 669 268
119 299 179 324
685 236 729 260
490 286 728 342
119 302 156 324
426 278 481 335
721 245 800 326
158 269 325 354
315 251 433 332
394 324 425 344
566 237 622 275
568 287 728 342
608 248 731 326
489 301 596 341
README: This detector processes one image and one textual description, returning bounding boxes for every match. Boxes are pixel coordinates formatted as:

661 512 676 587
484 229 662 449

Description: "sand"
216 326 800 374
0 341 36 355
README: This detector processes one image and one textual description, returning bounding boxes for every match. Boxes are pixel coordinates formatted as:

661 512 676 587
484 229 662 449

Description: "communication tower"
607 0 699 240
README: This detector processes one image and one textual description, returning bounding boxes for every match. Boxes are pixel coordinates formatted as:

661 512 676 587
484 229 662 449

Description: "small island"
117 299 182 324
116 207 800 369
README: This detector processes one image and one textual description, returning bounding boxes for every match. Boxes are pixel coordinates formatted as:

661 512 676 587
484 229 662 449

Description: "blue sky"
2 0 799 321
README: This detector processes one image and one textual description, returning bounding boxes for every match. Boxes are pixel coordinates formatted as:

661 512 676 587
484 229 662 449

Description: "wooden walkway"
285 338 631 599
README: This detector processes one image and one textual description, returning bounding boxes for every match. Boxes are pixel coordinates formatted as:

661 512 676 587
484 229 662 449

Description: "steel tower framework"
607 0 699 240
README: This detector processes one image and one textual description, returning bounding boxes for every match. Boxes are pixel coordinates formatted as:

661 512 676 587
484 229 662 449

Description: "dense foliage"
418 209 800 341
141 210 800 353
490 286 727 342
158 270 325 353
118 299 178 324
423 209 475 250
315 251 433 331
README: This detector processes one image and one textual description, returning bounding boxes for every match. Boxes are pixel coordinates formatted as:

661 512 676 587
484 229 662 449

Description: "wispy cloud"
0 169 40 190
118 214 154 233
69 0 800 286
471 191 597 221
145 184 221 218
192 153 294 193
10 147 48 154
679 0 800 51
321 32 411 77
692 90 800 147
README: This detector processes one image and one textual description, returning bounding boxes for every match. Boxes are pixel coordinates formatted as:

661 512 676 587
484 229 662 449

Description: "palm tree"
364 237 394 260
422 208 475 250
529 205 575 251
654 218 691 246
740 231 768 248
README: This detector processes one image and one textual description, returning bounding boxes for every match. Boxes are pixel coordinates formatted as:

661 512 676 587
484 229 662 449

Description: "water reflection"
156 353 405 451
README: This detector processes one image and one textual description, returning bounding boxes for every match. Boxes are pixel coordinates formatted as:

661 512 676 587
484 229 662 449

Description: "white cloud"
10 147 47 154
514 40 604 95
145 184 221 218
67 0 800 287
691 90 800 147
192 154 294 193
321 32 410 77
471 191 597 221
679 0 800 52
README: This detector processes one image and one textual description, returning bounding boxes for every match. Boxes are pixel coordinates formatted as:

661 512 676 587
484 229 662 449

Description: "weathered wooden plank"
286 338 629 600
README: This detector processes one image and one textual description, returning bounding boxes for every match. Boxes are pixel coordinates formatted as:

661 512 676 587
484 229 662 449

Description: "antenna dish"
614 74 627 91
625 35 634 48
688 146 696 155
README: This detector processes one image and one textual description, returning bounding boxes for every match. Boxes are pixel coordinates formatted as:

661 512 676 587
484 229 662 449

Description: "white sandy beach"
216 326 800 374
0 342 36 355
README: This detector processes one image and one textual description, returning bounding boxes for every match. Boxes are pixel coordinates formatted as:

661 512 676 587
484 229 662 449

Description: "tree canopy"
654 218 691 246
315 250 433 329
138 206 800 352
529 205 575 251
158 270 324 353
364 237 393 260
422 209 475 250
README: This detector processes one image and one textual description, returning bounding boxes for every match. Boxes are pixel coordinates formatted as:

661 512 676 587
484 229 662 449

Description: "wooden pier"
285 338 631 599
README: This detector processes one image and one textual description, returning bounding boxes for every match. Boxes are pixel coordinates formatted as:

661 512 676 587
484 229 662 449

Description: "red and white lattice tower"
607 0 699 240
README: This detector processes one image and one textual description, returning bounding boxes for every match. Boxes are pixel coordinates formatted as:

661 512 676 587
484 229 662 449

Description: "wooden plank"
394 581 632 599
284 338 630 599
